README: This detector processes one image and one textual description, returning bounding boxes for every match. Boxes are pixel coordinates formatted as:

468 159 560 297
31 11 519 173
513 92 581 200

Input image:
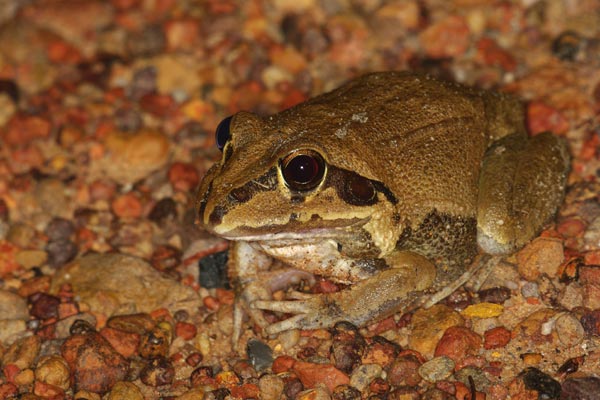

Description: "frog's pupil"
282 152 325 191
215 116 233 151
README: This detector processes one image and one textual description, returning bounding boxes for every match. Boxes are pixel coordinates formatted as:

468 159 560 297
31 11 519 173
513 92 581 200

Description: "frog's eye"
215 116 233 151
281 150 326 191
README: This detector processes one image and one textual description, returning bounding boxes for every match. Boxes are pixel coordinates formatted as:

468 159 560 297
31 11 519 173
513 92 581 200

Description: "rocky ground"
0 0 599 399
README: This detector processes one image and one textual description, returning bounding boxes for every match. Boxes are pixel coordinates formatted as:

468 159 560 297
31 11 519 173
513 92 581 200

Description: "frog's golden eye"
281 150 326 192
215 115 233 151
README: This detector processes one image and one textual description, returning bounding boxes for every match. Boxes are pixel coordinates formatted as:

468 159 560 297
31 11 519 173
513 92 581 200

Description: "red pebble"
100 327 141 359
419 15 470 59
292 360 350 392
111 192 143 219
175 322 197 340
272 355 296 374
230 383 260 399
476 37 517 71
484 326 512 350
527 102 569 135
168 162 200 192
434 326 482 364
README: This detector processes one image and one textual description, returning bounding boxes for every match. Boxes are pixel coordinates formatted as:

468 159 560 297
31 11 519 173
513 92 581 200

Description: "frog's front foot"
232 269 315 343
252 293 341 334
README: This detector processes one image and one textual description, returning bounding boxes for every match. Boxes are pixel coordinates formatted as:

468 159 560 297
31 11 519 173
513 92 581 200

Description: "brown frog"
196 71 569 342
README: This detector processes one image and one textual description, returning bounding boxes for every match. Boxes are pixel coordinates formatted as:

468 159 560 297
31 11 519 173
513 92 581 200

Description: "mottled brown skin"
196 71 570 341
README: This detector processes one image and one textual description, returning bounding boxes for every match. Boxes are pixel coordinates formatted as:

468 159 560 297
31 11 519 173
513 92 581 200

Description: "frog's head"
196 108 399 248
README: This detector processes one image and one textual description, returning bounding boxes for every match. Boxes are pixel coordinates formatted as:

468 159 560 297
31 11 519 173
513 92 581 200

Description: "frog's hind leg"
476 132 570 255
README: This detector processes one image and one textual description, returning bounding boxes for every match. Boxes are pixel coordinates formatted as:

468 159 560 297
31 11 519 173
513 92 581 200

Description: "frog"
196 71 570 343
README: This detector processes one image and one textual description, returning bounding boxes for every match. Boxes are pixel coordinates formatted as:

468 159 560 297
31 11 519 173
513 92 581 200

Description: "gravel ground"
0 0 600 399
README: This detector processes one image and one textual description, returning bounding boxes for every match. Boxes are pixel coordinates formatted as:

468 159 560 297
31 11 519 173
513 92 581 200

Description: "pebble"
517 237 565 281
45 217 75 241
483 326 511 349
561 376 600 399
2 335 41 369
349 363 382 392
46 238 79 268
583 216 600 249
419 15 470 59
106 381 144 400
34 355 70 390
15 249 47 269
0 289 28 320
292 360 350 393
100 327 140 358
198 250 230 289
139 325 172 359
454 366 490 392
97 129 171 184
461 302 504 318
554 313 585 346
55 313 97 339
408 304 464 358
246 338 273 372
418 356 455 383
50 253 202 317
387 352 422 386
148 198 178 224
517 367 561 398
168 162 200 192
61 332 128 393
140 356 174 387
259 374 285 400
28 292 60 320
434 326 482 364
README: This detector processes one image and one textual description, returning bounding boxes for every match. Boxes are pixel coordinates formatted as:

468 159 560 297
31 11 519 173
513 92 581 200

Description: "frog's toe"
252 298 317 314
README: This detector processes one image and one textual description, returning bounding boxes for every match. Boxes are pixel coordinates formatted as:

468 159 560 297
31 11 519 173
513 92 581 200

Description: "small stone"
15 249 48 269
259 374 285 400
139 326 172 359
45 217 75 241
461 302 504 318
2 335 41 369
292 360 350 392
140 356 174 387
106 381 144 400
408 304 464 358
332 384 361 400
517 237 565 281
296 386 332 400
175 387 207 400
554 313 585 346
561 376 600 399
168 162 200 192
35 355 70 390
55 313 97 339
111 192 143 219
387 352 422 386
247 339 273 372
148 198 178 224
419 15 470 59
50 254 201 317
33 381 65 399
61 332 128 394
484 326 511 349
106 313 156 334
199 250 230 289
434 326 482 364
527 102 569 136
126 26 165 57
518 367 561 398
361 336 400 368
46 239 78 268
96 129 171 184
0 289 28 319
100 327 140 359
418 356 455 383
28 292 60 320
150 245 181 272
175 321 197 341
551 30 584 61
455 366 490 392
349 363 382 391
330 322 365 374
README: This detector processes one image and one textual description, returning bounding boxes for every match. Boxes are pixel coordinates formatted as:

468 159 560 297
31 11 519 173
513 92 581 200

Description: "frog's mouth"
216 216 370 243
